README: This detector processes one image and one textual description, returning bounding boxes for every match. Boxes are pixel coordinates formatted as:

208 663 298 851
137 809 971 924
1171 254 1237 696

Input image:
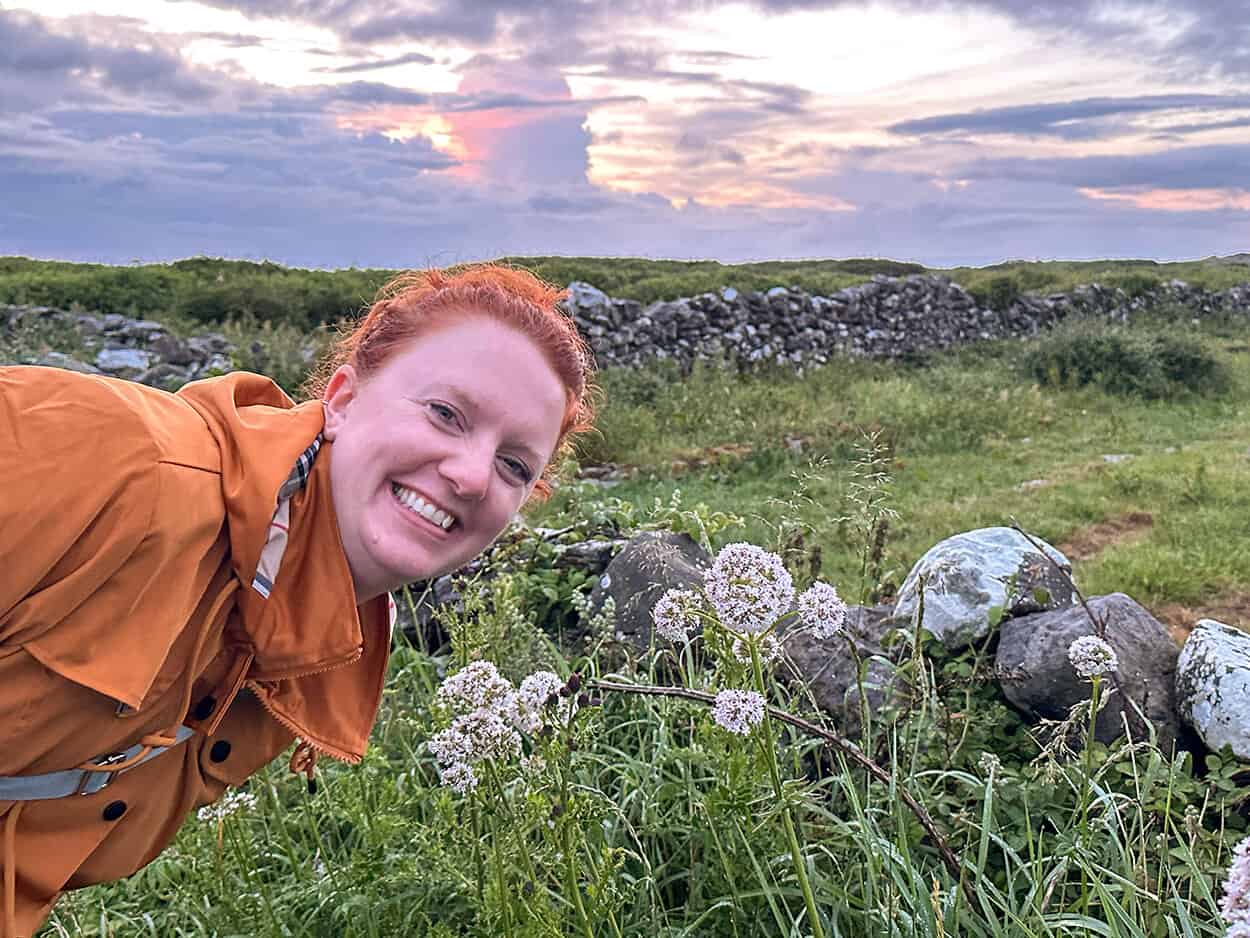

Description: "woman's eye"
429 403 458 425
501 456 533 484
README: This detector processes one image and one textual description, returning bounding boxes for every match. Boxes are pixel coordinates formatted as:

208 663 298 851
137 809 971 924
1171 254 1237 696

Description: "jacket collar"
178 373 391 762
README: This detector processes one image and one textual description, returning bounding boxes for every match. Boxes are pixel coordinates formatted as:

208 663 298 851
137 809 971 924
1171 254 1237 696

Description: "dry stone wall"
3 275 1249 387
565 275 1250 371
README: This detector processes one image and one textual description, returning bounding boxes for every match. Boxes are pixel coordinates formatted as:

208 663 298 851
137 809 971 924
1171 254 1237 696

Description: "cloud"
959 143 1250 190
890 94 1250 140
315 50 436 73
186 31 268 47
0 8 221 109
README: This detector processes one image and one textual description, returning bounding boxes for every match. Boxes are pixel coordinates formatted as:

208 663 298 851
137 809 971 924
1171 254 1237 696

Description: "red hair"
305 263 597 499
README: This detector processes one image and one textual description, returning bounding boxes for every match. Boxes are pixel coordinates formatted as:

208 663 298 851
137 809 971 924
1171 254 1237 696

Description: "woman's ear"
321 365 358 442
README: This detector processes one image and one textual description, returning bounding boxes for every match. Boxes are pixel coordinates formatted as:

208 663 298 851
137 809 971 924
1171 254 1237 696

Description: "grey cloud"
959 144 1250 190
891 94 1250 139
186 31 268 47
526 192 616 215
0 9 220 106
312 80 431 106
162 0 1250 81
317 51 436 73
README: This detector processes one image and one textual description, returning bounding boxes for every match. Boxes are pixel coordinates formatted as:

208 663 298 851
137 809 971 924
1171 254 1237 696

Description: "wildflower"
427 725 474 767
439 761 479 794
515 670 565 735
732 633 781 665
797 581 848 639
977 751 1001 776
653 588 705 643
1067 635 1119 679
704 543 795 634
1221 835 1250 932
712 689 766 735
196 789 258 823
449 708 523 763
520 753 547 776
436 660 517 716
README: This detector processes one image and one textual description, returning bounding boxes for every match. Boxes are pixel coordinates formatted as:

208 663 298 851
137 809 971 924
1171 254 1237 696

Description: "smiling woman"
0 263 595 938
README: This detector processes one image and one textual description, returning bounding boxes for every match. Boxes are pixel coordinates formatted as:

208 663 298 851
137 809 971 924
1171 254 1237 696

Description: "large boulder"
995 593 1181 751
95 347 152 376
893 526 1076 650
1175 618 1250 760
781 604 906 737
589 531 711 654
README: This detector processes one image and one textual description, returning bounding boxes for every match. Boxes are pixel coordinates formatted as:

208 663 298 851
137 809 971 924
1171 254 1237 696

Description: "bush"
969 274 1022 311
1102 272 1163 297
1022 323 1227 399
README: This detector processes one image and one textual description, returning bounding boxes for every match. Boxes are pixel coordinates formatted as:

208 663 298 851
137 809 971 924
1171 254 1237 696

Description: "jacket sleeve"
0 366 159 646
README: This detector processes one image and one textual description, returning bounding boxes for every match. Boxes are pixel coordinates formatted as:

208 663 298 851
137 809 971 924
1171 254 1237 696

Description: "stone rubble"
6 274 1247 388
563 275 1250 372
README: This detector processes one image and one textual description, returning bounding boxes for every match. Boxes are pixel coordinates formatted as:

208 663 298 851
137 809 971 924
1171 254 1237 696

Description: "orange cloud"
1080 186 1250 211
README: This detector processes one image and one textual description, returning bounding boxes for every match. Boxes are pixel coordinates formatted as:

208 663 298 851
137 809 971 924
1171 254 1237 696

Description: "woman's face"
322 315 567 602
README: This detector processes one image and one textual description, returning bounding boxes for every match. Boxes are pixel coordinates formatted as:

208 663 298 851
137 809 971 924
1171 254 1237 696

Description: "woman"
0 264 596 937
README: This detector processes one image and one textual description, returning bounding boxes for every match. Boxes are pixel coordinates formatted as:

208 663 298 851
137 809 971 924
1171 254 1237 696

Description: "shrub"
1022 323 1227 399
1103 271 1163 297
969 274 1022 311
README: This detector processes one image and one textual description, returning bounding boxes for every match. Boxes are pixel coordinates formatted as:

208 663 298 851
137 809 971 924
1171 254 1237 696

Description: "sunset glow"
2 0 1246 265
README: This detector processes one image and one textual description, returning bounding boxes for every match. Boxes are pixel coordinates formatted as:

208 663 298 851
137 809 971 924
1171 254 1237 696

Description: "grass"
28 296 1250 938
541 314 1250 613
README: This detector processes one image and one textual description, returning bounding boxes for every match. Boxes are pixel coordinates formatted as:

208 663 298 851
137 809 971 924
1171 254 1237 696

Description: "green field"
20 258 1250 937
2 253 1247 330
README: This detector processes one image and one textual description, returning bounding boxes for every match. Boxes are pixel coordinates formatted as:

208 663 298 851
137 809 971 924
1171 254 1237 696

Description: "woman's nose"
440 441 492 501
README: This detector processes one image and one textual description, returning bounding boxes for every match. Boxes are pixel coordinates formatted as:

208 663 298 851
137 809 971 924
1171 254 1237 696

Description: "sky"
1 0 1248 268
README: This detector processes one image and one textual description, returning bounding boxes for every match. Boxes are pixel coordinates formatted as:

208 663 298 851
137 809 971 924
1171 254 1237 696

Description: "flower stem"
751 644 827 938
562 822 596 938
489 810 516 938
588 677 978 910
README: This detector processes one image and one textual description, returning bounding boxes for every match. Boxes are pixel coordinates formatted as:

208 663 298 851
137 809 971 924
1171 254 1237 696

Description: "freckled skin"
322 316 567 602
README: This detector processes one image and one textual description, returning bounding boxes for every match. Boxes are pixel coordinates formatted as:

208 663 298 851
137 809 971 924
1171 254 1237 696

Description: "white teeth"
391 483 456 530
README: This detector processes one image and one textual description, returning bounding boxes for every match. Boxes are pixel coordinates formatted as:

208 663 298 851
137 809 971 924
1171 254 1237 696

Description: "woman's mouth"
391 481 457 531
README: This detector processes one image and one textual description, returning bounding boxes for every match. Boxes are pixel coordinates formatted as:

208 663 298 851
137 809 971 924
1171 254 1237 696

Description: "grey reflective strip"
0 724 196 801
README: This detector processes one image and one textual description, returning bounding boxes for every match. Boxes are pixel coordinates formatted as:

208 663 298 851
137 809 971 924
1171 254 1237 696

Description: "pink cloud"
1079 186 1250 211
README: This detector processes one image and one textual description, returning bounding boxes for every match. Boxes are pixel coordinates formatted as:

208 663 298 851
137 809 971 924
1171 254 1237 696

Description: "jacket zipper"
244 645 365 765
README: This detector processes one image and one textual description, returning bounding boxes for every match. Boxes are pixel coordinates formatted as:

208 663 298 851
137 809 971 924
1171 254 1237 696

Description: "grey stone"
565 281 611 317
187 334 232 356
588 531 710 654
95 347 152 374
892 526 1076 650
996 592 1181 751
119 320 166 341
150 333 197 365
139 362 193 389
1176 618 1250 760
781 604 906 736
34 352 101 374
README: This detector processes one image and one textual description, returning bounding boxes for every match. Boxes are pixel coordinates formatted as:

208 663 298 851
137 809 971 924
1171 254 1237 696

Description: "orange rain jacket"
0 366 393 937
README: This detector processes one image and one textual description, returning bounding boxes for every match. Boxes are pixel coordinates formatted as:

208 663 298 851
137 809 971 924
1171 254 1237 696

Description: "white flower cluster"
704 543 795 634
196 788 258 823
653 588 705 643
428 660 564 793
516 670 567 732
732 633 781 665
977 751 1002 776
797 581 848 639
1067 635 1119 679
712 689 766 735
1222 835 1250 936
436 659 517 715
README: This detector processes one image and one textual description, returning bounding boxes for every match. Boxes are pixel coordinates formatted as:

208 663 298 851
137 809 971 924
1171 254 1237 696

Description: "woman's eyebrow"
428 384 548 466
